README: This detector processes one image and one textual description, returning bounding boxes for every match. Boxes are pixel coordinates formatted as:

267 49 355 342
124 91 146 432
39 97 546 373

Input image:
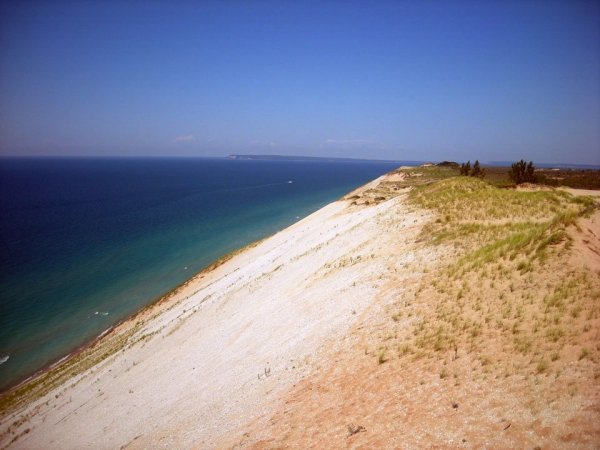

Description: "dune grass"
383 173 599 380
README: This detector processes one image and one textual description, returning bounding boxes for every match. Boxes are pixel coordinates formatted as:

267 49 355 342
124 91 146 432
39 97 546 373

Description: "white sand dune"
0 174 434 449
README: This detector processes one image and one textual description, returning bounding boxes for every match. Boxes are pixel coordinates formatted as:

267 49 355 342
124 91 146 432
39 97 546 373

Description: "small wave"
94 311 109 316
0 355 9 365
98 328 112 339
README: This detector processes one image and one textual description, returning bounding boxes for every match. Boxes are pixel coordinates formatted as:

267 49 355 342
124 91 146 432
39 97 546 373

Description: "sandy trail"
0 175 431 449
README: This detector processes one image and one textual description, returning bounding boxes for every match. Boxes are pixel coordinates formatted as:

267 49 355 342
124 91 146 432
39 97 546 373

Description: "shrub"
460 161 471 176
459 160 485 178
436 161 460 168
471 160 485 178
377 349 387 364
510 160 536 184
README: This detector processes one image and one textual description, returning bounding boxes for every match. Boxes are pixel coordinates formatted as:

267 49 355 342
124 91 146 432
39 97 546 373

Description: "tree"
460 161 471 176
526 161 535 183
510 160 536 184
471 160 485 178
459 160 485 178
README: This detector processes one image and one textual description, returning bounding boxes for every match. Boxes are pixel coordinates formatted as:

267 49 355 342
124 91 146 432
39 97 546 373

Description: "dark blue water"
0 157 401 390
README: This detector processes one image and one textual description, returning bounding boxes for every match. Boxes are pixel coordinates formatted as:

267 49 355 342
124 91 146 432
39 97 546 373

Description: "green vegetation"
381 169 599 381
459 160 485 178
471 160 484 178
377 349 388 364
380 162 598 192
410 176 595 286
436 161 460 168
392 165 458 187
510 160 536 184
536 168 600 190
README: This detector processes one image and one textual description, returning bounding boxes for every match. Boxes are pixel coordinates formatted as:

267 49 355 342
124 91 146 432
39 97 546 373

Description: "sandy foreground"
0 173 438 449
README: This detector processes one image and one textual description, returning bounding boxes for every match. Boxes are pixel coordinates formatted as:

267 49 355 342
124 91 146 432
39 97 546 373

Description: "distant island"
226 154 418 164
227 155 600 170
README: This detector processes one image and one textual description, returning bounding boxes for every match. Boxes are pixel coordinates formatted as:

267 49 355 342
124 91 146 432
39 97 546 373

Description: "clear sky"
0 1 599 164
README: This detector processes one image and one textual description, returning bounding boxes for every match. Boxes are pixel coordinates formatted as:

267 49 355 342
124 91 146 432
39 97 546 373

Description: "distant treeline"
458 160 485 178
438 159 600 190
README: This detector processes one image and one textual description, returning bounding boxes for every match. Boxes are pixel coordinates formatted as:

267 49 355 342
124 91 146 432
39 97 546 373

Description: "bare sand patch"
560 187 600 198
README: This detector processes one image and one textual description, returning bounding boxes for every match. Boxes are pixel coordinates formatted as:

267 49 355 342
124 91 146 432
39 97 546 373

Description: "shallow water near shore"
0 157 402 390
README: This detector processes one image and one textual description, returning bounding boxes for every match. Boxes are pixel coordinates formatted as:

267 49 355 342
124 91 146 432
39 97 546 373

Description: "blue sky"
0 1 599 164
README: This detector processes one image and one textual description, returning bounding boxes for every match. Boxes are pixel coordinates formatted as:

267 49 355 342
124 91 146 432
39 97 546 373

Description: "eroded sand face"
1 177 433 449
223 187 600 450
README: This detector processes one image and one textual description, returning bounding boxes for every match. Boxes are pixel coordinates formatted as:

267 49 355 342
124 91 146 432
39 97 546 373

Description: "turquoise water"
0 157 403 390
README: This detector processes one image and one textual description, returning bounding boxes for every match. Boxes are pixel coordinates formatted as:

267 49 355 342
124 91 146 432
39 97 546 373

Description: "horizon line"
0 154 598 168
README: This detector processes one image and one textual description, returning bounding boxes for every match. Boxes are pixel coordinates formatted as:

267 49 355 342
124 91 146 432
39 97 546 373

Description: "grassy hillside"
381 170 599 384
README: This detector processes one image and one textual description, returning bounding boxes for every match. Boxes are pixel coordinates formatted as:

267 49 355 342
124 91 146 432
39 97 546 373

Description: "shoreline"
9 176 597 399
0 169 404 396
0 176 374 410
0 232 268 402
0 157 405 397
0 168 427 448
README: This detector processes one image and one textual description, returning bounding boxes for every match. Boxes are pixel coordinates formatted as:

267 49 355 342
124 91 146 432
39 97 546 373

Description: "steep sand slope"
223 184 600 449
0 174 434 449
